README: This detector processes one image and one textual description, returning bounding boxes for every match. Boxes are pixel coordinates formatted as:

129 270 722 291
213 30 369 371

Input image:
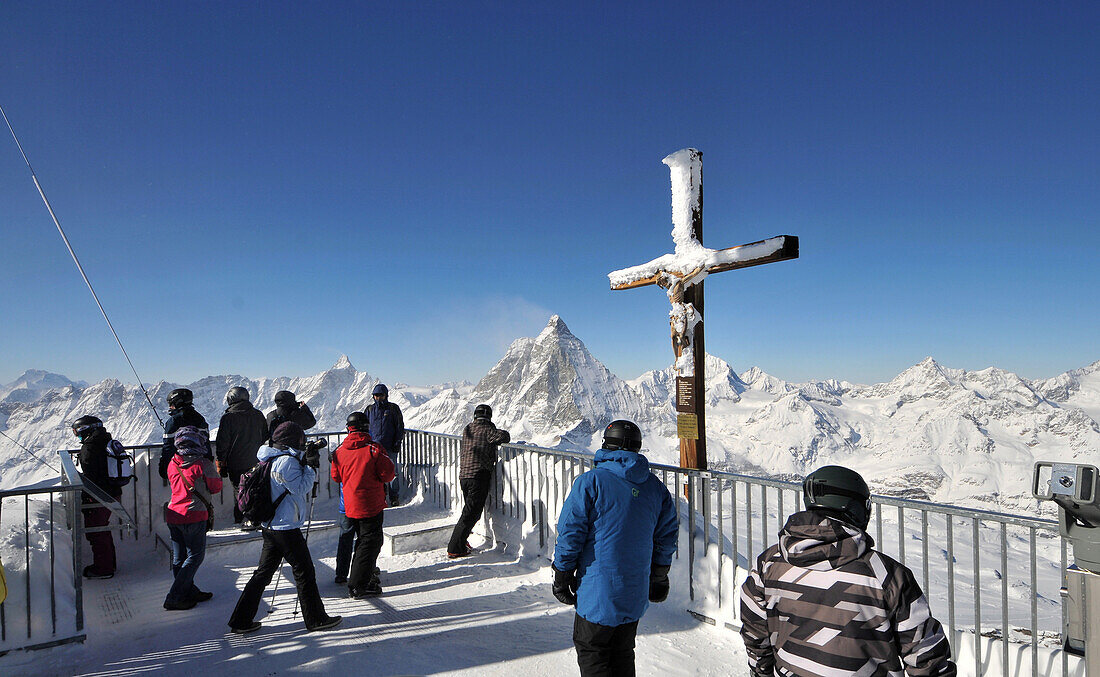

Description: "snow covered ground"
0 500 748 677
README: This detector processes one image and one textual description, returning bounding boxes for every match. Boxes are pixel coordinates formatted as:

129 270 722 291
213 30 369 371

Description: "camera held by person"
303 438 327 468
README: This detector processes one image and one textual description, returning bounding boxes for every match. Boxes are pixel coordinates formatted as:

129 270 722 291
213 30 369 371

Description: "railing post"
687 473 695 601
716 477 724 609
946 515 956 657
972 518 981 677
72 485 84 635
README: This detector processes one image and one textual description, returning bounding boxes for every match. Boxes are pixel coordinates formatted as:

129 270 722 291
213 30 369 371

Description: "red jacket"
166 453 223 525
330 431 396 518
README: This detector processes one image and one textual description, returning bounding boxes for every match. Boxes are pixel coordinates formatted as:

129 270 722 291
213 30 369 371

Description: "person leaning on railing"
447 404 510 558
740 465 957 677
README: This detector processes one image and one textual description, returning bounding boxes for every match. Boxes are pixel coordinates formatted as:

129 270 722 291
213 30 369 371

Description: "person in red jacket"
164 426 223 610
330 411 395 598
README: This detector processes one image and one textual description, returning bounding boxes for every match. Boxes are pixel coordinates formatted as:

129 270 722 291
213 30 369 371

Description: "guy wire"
1 104 163 427
0 429 58 474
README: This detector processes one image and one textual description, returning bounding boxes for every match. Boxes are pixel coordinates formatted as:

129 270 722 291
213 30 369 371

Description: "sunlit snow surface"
1 499 747 677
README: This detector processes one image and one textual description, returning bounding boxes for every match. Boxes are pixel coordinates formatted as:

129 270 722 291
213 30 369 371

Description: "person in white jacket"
226 422 341 634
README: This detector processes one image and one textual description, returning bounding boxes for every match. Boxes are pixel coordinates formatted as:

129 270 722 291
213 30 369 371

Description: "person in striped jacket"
740 465 957 677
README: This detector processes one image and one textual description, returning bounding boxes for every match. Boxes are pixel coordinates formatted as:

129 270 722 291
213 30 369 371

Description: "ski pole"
267 548 284 613
292 489 318 618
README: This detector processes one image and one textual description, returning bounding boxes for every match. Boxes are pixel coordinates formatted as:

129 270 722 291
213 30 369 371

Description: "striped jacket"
740 510 956 677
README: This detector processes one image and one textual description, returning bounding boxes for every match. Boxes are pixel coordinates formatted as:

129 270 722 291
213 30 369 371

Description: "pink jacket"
166 454 223 525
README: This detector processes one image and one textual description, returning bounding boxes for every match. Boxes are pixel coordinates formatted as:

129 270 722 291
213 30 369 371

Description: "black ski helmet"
274 390 296 407
346 411 369 432
71 415 103 440
601 420 642 452
226 386 250 405
167 388 193 409
802 465 872 529
474 404 492 420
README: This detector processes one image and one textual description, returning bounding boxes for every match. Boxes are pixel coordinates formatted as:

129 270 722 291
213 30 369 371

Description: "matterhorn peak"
538 315 575 341
332 355 355 371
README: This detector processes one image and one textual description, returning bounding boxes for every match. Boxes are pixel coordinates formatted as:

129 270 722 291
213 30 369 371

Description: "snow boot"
308 615 342 631
83 565 114 580
164 598 197 611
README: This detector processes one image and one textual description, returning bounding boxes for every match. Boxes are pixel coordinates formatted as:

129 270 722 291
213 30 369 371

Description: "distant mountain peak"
540 314 573 339
332 355 354 371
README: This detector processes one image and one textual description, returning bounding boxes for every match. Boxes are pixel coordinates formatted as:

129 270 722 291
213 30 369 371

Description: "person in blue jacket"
227 422 341 634
366 383 405 505
551 419 679 677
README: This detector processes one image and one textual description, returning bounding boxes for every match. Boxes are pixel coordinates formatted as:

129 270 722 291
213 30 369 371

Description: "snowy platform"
4 502 748 676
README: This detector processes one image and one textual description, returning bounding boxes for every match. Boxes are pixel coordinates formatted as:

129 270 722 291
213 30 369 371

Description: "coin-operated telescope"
1035 462 1100 665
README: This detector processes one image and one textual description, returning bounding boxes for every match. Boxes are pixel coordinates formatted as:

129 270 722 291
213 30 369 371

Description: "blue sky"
1 2 1097 388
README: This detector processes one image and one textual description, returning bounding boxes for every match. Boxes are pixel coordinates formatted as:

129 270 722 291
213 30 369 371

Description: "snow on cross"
608 148 798 474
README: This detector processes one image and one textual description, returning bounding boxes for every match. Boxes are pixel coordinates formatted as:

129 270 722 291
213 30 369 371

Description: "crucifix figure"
608 148 798 473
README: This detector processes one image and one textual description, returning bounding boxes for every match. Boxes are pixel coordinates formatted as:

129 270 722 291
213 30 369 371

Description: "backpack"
105 439 134 487
236 454 293 524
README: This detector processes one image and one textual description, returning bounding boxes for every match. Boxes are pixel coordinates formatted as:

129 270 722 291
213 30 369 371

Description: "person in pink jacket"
164 426 223 610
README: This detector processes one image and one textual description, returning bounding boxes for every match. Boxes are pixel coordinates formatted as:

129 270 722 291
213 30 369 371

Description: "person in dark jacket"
227 422 341 634
551 420 678 677
330 412 395 598
366 383 405 505
447 404 509 558
164 426 223 610
215 386 268 527
265 390 316 444
72 415 124 579
158 388 210 480
740 465 957 677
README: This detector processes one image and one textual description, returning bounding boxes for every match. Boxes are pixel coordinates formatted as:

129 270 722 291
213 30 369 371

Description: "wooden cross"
608 148 798 473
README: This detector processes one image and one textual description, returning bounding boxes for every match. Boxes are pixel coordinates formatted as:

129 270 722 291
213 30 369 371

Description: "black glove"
552 565 577 606
649 564 671 603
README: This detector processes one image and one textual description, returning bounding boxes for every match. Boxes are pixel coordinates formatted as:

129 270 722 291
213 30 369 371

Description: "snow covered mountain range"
2 315 1097 514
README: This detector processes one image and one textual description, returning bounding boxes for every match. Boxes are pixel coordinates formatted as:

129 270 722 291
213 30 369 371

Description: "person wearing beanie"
330 411 395 597
446 404 510 558
264 390 316 444
551 420 678 677
365 383 405 505
163 425 223 610
227 422 341 634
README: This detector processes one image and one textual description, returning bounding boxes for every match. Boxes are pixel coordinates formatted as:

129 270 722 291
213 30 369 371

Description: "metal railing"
398 429 1078 677
0 455 88 654
23 431 1078 675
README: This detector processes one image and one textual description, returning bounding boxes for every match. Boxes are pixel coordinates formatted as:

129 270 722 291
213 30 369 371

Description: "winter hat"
174 425 209 455
272 421 306 450
372 384 388 397
274 390 296 407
